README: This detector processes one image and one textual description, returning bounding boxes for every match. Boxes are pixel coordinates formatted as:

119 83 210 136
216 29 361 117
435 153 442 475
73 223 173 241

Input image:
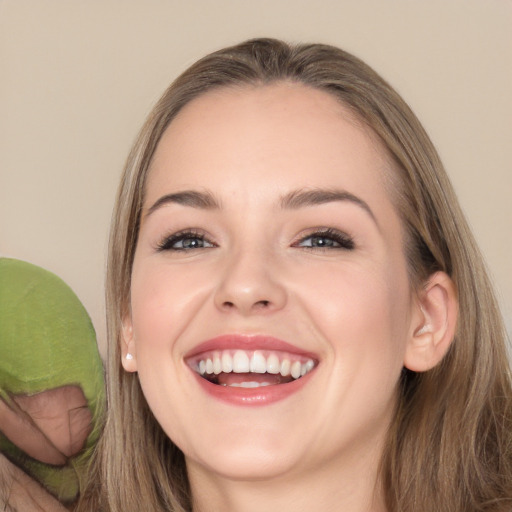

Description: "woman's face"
124 83 418 484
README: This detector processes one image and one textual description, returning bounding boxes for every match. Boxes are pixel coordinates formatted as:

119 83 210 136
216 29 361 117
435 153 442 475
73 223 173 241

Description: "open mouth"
187 349 317 388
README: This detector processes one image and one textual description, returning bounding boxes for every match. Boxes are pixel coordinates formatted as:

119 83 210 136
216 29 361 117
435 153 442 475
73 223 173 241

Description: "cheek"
130 267 175 350
129 260 212 350
280 261 411 448
127 263 198 444
292 259 411 370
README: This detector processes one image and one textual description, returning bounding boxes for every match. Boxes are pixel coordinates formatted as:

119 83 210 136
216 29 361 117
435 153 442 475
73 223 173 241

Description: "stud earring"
126 353 134 360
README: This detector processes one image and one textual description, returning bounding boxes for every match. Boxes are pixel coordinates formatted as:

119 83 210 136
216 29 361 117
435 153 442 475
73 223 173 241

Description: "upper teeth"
194 350 315 380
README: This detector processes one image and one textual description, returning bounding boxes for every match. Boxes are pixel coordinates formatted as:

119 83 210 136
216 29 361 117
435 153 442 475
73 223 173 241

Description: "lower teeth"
221 381 272 388
205 372 296 387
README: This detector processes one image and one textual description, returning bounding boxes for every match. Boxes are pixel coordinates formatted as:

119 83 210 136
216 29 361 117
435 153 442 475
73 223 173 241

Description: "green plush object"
0 258 104 503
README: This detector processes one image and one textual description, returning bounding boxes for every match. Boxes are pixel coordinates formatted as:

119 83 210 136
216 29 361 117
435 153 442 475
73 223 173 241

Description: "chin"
187 444 299 482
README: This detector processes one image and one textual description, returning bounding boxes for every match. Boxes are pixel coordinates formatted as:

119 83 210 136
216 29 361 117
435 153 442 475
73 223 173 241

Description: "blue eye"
157 231 215 251
296 228 355 250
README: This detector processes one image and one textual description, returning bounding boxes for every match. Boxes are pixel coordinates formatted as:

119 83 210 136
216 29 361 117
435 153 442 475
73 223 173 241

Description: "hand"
0 453 71 511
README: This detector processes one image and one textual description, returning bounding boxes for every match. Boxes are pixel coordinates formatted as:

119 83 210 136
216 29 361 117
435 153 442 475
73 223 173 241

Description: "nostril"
221 299 270 310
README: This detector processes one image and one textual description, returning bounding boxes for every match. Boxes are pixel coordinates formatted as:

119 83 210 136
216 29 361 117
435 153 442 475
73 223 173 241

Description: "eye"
157 230 216 251
294 228 355 251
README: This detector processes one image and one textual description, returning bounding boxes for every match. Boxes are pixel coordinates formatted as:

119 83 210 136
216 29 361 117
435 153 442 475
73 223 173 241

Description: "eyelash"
157 227 354 252
294 228 355 251
156 230 216 252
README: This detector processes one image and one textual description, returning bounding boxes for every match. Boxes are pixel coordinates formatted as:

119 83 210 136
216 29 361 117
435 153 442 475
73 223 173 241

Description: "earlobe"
404 272 458 372
120 316 138 372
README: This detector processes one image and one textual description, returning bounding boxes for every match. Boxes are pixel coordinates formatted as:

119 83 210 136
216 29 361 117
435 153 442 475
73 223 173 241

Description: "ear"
120 314 138 373
404 271 458 372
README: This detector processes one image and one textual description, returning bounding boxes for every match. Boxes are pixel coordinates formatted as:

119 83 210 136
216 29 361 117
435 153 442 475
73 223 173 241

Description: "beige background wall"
1 0 511 355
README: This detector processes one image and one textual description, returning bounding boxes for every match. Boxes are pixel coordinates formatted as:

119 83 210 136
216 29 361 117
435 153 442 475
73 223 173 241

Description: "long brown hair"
78 38 512 511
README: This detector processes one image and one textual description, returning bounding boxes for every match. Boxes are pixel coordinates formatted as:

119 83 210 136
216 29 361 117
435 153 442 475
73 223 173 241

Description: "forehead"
147 83 393 205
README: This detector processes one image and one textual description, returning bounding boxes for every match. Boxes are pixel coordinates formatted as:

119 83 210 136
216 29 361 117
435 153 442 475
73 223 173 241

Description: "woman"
78 38 512 511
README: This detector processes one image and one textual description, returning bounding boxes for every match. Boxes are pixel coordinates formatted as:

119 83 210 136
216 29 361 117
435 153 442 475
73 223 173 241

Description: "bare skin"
0 385 91 465
0 385 91 511
0 454 70 512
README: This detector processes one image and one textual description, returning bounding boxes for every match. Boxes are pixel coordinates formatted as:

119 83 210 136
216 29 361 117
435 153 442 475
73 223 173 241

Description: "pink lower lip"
191 369 314 406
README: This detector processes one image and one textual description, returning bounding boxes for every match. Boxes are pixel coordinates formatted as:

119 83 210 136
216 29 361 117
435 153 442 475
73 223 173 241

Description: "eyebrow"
280 188 377 224
145 190 221 217
145 187 378 227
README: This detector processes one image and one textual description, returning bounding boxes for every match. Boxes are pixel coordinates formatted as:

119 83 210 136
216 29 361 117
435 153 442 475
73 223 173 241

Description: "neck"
187 440 388 512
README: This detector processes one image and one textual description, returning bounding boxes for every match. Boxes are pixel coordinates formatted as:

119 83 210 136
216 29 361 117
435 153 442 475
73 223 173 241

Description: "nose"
214 248 287 315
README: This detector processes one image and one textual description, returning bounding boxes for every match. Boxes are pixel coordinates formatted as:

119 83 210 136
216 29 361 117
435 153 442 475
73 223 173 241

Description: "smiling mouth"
188 349 317 388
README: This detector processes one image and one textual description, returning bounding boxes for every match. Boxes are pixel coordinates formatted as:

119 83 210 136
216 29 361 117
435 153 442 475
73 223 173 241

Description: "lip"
185 334 317 359
184 335 318 406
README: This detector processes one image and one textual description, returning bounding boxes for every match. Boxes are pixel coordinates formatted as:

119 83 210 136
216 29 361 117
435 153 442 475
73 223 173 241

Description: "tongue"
216 372 292 386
